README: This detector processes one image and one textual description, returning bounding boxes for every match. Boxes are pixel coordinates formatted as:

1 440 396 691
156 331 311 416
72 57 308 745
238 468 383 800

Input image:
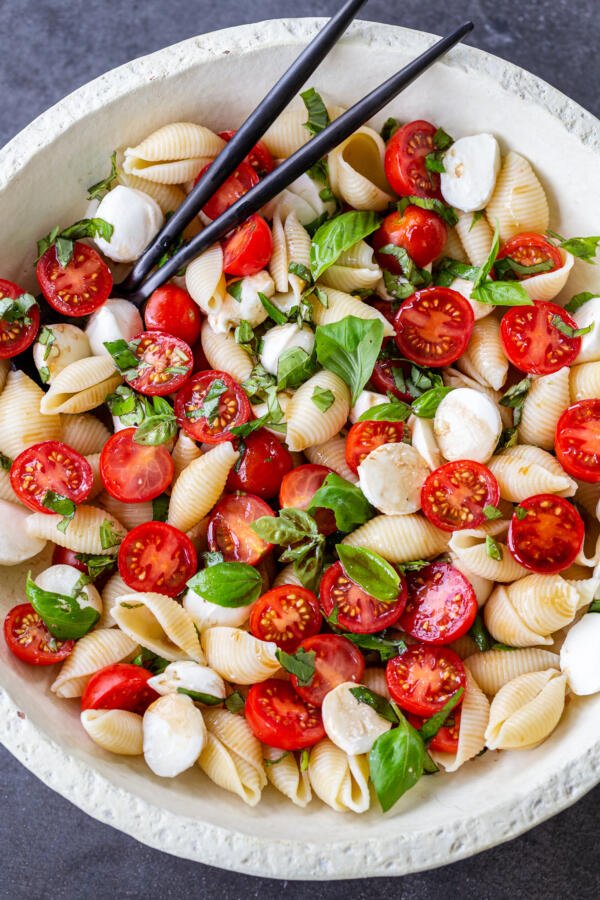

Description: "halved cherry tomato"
226 428 293 498
421 460 500 532
245 678 325 750
81 663 159 714
4 603 74 665
10 441 93 514
399 562 478 645
386 644 466 716
279 464 336 535
195 159 259 221
495 232 563 279
555 400 600 483
126 331 193 396
384 120 442 198
144 285 202 346
394 287 474 367
51 545 88 572
100 428 174 502
0 278 40 358
290 633 365 707
118 521 198 597
249 585 322 652
222 214 273 276
408 710 461 753
370 358 413 402
175 370 251 443
319 560 407 634
218 130 275 177
372 206 447 270
36 242 112 316
207 491 274 564
507 494 584 573
345 419 405 474
500 301 581 375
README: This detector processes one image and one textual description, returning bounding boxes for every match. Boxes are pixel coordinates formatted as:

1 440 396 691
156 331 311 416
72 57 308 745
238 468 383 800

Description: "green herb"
225 690 246 714
186 562 263 607
300 748 309 771
104 338 140 375
87 151 119 200
514 506 528 521
470 280 533 307
106 385 151 426
410 385 453 418
345 633 406 662
258 291 287 326
483 505 502 520
315 316 384 404
469 614 492 652
276 647 316 686
382 270 418 301
493 256 554 280
176 687 223 705
397 196 458 228
152 494 170 522
37 326 56 360
424 127 453 175
550 315 594 339
202 550 225 568
134 395 178 446
0 293 37 326
357 400 412 423
190 379 227 421
380 117 401 142
499 376 532 429
288 261 312 283
132 648 169 674
469 210 485 230
75 552 117 579
307 473 374 533
472 222 500 290
565 291 596 314
99 519 123 551
369 712 426 811
276 347 317 391
264 752 290 767
251 507 325 592
588 599 600 613
0 452 13 471
311 385 335 412
25 572 99 641
547 229 600 262
350 686 399 724
301 87 330 136
227 279 243 302
37 218 114 267
235 320 255 348
434 257 480 287
305 211 329 238
378 243 432 289
398 559 430 574
495 427 519 453
336 544 400 602
419 689 464 742
307 159 329 184
39 367 51 384
41 490 76 533
485 535 503 561
310 211 380 282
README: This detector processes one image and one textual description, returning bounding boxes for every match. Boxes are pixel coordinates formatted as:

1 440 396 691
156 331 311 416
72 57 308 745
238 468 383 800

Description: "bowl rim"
1 17 600 880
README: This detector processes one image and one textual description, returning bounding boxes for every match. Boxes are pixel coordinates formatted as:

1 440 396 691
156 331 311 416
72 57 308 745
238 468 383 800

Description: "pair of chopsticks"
117 4 474 306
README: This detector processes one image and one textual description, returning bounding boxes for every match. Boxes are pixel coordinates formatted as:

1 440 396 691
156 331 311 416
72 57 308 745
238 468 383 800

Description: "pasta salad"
2 90 600 814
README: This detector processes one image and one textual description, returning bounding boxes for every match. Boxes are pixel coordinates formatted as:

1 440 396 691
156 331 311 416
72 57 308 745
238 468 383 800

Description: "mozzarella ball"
0 501 46 564
148 661 226 701
94 185 164 263
143 693 207 777
434 388 502 463
560 614 600 695
358 442 429 515
86 298 143 357
259 323 315 376
440 134 501 212
409 414 444 470
33 324 91 384
573 298 600 363
322 681 391 755
349 390 388 424
209 271 274 333
35 564 102 615
183 587 254 630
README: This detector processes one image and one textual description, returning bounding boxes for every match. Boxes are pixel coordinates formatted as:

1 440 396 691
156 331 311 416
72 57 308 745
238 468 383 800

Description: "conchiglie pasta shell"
203 708 266 786
168 442 239 533
171 432 202 482
272 564 304 589
484 584 550 647
430 670 489 772
118 170 187 214
60 413 110 455
488 444 577 502
457 316 508 391
311 287 395 338
441 227 468 263
328 127 392 211
484 669 567 750
40 356 122 415
201 627 279 684
486 151 549 241
448 521 528 583
98 491 153 531
320 240 382 293
263 746 312 807
308 739 370 813
51 628 137 697
80 709 143 755
519 249 574 301
200 319 253 383
185 245 226 315
304 434 358 483
362 668 391 699
0 370 61 458
261 103 344 159
112 592 204 662
198 732 264 806
570 361 600 401
342 514 448 563
26 505 126 555
186 516 210 555
465 648 560 695
285 210 311 270
508 574 581 635
518 367 571 450
269 211 288 292
285 370 350 452
455 211 495 266
98 572 132 628
450 555 494 607
575 479 600 520
125 122 225 162
441 368 510 425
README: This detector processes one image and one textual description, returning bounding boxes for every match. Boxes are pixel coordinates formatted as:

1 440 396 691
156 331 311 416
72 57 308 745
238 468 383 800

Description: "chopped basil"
132 648 169 674
0 452 13 471
202 550 225 568
300 87 330 136
0 292 37 325
547 229 600 262
499 376 532 429
469 614 492 652
41 490 76 533
345 634 406 663
424 128 453 175
37 326 56 361
276 647 316 686
587 598 600 614
380 117 401 142
336 544 400 602
186 562 263 607
104 338 140 375
470 280 533 307
419 688 464 742
99 519 123 550
310 211 380 282
514 506 528 521
378 243 432 289
398 559 430 574
25 572 99 641
187 379 227 421
369 711 427 811
565 291 596 314
277 347 317 392
483 505 503 520
315 316 384 404
434 257 480 287
495 427 519 453
134 395 178 446
397 196 458 228
550 315 594 339
251 507 325 592
493 256 554 280
224 690 246 713
469 210 485 230
75 552 117 579
306 158 329 184
258 291 287 326
311 385 335 412
152 494 170 522
234 319 255 348
37 218 114 267
288 261 312 283
383 270 417 301
176 687 223 705
106 384 150 425
357 400 412 423
485 535 503 561
473 222 500 290
350 686 399 724
227 279 243 302
300 748 309 771
307 473 374 533
410 385 453 419
39 367 51 384
87 151 119 201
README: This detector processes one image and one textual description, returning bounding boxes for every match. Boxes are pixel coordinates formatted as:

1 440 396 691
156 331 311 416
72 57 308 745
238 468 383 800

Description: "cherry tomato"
222 214 273 277
372 206 447 270
100 428 174 502
555 400 600 483
345 419 405 474
500 301 581 375
399 562 478 645
279 464 336 535
175 370 251 443
218 130 275 177
4 603 74 665
118 521 198 597
495 232 563 279
394 287 474 367
37 242 112 316
81 663 159 714
10 441 93 514
249 585 322 652
51 545 88 572
421 460 500 532
207 491 274 564
386 644 466 716
319 560 407 635
408 710 461 753
384 120 442 198
370 358 413 402
290 633 365 707
0 278 40 358
226 428 293 498
245 678 325 750
507 494 584 574
144 285 202 346
195 159 259 221
126 331 193 396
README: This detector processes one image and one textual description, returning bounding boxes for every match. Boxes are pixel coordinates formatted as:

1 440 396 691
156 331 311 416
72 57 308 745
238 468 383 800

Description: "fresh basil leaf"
258 291 287 326
227 279 243 302
378 244 432 288
104 339 139 374
0 293 37 324
276 647 316 686
300 748 309 771
380 117 401 142
225 690 246 713
495 427 519 453
383 270 417 301
99 519 123 550
397 196 458 228
493 256 554 280
37 325 56 360
587 599 600 613
565 291 597 314
134 411 178 445
310 211 380 281
425 153 446 174
483 505 502 520
202 550 225 568
551 315 594 339
26 572 99 640
434 257 480 287
37 218 114 267
308 473 374 533
411 386 453 418
485 535 503 561
419 688 464 742
369 714 426 811
315 316 384 404
264 751 290 767
336 544 400 602
41 490 76 533
514 506 528 521
469 210 485 230
106 385 147 424
132 648 169 675
311 385 335 412
39 367 50 384
87 151 119 201
235 320 255 348
357 400 412 423
0 452 13 471
276 347 317 391
187 378 227 422
500 376 532 409
345 634 406 662
404 363 444 399
547 231 600 262
350 686 399 724
36 226 60 261
288 261 312 283
305 211 329 238
433 127 453 150
252 507 319 544
186 562 262 607
469 614 492 652
307 158 329 184
293 541 326 593
470 280 533 307
176 687 223 705
152 494 170 522
75 552 117 579
398 559 430 574
473 221 500 290
300 87 330 136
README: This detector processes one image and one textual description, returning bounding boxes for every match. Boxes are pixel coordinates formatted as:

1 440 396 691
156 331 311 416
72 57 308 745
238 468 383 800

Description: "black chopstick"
118 0 368 294
124 21 474 306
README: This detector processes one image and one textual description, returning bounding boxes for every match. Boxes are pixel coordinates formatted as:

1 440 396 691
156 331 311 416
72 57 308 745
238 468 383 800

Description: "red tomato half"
207 492 274 564
51 545 88 572
291 633 365 707
118 521 198 597
372 206 447 269
0 278 40 358
370 358 413 402
386 644 466 716
399 562 478 645
81 663 159 714
10 441 93 514
195 159 259 221
218 130 275 177
496 232 563 279
245 678 325 750
126 331 193 396
507 494 584 574
222 214 273 277
100 428 174 502
226 428 293 498
279 464 336 535
175 370 251 443
4 603 74 665
319 560 407 635
384 120 441 198
37 242 112 316
345 419 405 474
408 710 461 753
249 585 322 652
144 285 202 346
500 301 581 375
555 400 600 483
394 287 474 367
421 460 500 532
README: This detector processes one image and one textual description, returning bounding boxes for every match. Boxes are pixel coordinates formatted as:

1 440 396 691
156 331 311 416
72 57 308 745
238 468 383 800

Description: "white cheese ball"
143 693 206 778
86 298 143 357
573 298 600 363
259 323 315 376
35 564 102 615
409 414 444 470
208 271 274 333
358 442 429 515
322 681 391 755
560 614 600 695
440 134 501 212
0 501 46 564
148 661 226 701
349 390 388 424
434 387 502 463
94 185 164 263
33 323 91 384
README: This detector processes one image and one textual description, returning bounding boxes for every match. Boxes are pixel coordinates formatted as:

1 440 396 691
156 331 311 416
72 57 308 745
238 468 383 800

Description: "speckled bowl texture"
1 18 600 880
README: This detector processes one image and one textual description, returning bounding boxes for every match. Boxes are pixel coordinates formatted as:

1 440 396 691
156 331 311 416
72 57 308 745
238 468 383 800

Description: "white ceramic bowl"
1 18 600 881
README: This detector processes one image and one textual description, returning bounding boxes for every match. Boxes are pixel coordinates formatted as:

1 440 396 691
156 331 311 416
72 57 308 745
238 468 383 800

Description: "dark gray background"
1 1 599 897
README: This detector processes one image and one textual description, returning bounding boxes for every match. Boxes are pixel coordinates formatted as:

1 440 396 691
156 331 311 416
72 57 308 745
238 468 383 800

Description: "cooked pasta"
51 628 137 697
0 370 61 458
185 245 226 316
201 627 280 684
123 121 224 183
518 249 574 301
171 432 202 482
285 370 350 452
320 240 382 293
484 574 582 646
60 413 111 455
168 442 239 533
362 668 391 699
449 521 528 582
488 444 577 502
308 739 370 813
486 151 550 240
40 356 122 415
430 670 489 772
311 287 395 337
328 126 392 211
457 316 508 391
304 434 359 483
97 491 153 530
26 505 126 554
200 319 253 382
455 210 495 266
484 669 567 750
518 368 571 450
112 592 205 662
117 169 187 215
569 361 600 401
465 648 561 695
263 746 312 807
98 572 132 628
343 514 448 562
199 709 266 806
80 709 144 755
271 564 304 589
